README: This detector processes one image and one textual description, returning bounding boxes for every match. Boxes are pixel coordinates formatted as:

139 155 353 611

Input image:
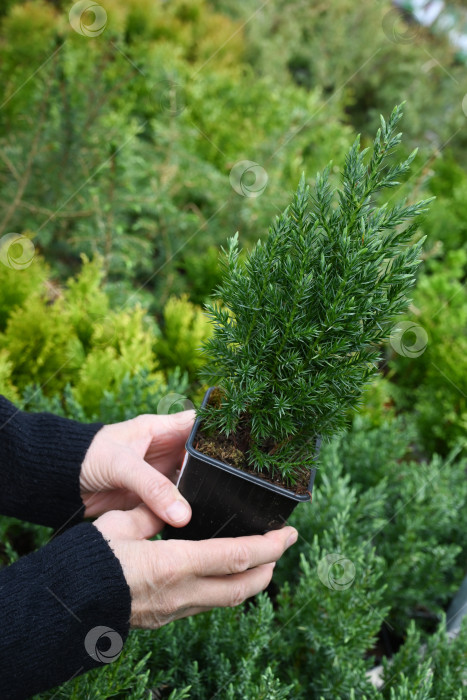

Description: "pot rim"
184 386 317 503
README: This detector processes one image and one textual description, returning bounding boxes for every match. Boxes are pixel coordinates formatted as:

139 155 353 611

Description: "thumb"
155 409 196 435
114 451 192 527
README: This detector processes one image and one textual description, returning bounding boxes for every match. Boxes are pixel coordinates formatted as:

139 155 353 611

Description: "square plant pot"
163 387 318 541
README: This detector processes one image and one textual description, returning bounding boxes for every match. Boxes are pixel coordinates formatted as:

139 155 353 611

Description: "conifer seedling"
196 105 430 491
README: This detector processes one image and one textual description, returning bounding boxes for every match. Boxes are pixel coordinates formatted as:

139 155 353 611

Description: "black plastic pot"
163 387 318 541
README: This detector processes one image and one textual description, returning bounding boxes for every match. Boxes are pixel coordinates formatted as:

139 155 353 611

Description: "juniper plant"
198 105 431 486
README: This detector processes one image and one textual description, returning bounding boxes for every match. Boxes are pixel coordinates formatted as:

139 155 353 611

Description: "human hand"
80 411 194 526
94 503 299 628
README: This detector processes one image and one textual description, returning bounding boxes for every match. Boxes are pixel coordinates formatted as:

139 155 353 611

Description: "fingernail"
286 530 298 548
166 500 190 523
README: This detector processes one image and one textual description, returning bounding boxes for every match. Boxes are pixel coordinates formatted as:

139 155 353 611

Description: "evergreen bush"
154 294 211 382
215 0 467 161
389 250 467 453
199 106 430 485
0 255 198 420
0 0 351 310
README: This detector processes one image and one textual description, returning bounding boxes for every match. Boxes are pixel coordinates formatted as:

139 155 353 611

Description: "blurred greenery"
0 0 466 698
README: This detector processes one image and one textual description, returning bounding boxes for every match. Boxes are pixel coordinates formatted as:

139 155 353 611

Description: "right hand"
94 503 299 629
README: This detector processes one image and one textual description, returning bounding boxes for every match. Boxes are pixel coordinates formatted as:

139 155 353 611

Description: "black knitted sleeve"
0 522 132 699
0 396 103 530
0 397 135 699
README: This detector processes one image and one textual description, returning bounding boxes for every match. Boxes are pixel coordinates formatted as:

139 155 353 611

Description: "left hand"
80 411 195 527
93 503 297 629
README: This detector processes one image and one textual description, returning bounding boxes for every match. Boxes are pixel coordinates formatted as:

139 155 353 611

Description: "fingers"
138 411 195 449
114 450 192 527
192 562 276 609
183 526 298 577
82 489 142 518
94 503 163 540
124 504 165 539
100 517 297 631
163 410 196 434
115 410 195 440
130 562 277 629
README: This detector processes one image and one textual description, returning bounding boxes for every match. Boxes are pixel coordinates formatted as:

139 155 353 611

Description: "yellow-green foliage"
0 293 84 393
154 294 210 379
0 253 210 415
61 256 111 350
72 307 157 416
0 256 187 415
100 0 243 67
0 0 57 60
72 347 132 417
0 0 243 65
0 349 19 403
0 253 47 331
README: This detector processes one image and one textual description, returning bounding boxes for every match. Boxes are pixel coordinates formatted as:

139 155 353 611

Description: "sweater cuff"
0 397 103 529
0 522 132 700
